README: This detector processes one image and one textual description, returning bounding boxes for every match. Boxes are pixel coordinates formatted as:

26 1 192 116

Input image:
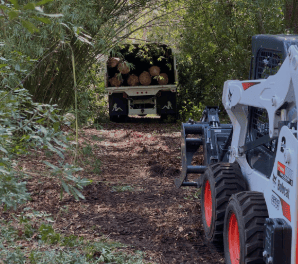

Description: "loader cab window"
246 107 277 177
255 49 282 79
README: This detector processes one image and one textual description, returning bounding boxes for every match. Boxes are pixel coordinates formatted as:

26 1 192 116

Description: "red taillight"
281 199 291 222
242 82 261 90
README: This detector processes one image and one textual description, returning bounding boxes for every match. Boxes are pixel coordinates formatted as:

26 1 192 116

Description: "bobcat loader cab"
176 34 298 263
222 34 298 264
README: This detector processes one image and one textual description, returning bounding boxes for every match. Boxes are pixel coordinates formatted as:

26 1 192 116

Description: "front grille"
255 49 282 79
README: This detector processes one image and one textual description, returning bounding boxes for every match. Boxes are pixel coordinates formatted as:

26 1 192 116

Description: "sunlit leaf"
77 36 93 46
34 6 43 12
0 168 9 175
8 11 18 20
53 122 59 131
40 13 63 18
0 147 8 154
0 5 8 10
36 0 54 6
14 64 20 71
33 16 51 24
60 22 71 30
8 0 19 8
61 180 70 193
36 117 45 124
23 3 35 10
44 161 58 170
72 187 85 199
21 20 39 33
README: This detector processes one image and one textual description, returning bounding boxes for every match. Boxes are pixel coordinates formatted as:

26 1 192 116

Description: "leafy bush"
0 1 91 209
177 0 286 120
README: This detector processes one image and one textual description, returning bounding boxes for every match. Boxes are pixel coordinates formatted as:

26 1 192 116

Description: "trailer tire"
201 163 247 244
223 191 268 264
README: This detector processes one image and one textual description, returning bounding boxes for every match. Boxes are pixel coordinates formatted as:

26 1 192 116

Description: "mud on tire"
200 163 247 244
224 191 269 264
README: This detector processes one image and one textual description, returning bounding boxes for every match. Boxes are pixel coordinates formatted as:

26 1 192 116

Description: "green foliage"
180 101 205 122
76 80 108 126
1 0 180 126
78 142 101 175
0 214 147 264
38 223 61 244
0 84 91 208
177 0 286 120
0 1 93 208
82 143 93 156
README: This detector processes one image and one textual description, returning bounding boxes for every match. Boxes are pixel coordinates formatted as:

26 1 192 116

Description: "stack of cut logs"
108 57 169 87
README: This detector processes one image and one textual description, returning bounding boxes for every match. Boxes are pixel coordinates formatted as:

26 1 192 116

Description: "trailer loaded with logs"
176 34 298 263
105 44 178 122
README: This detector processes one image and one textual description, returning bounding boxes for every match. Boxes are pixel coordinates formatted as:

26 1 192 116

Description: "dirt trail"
23 118 225 263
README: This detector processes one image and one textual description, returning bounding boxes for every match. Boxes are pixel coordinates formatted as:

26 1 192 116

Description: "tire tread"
229 191 268 264
202 162 247 243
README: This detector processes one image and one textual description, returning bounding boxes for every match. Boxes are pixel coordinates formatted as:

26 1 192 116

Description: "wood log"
139 71 151 86
149 66 160 76
157 73 168 85
109 74 123 87
108 57 120 68
127 74 139 86
117 62 130 74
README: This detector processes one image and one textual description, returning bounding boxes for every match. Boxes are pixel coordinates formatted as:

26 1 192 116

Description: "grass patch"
0 210 149 264
77 141 102 175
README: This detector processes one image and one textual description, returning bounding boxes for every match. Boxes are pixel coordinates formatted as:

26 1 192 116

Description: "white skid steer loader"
175 34 298 263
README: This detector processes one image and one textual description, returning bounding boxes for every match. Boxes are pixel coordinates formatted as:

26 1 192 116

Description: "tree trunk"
285 0 298 33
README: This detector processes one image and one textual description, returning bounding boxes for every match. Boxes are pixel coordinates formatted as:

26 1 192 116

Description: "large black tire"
201 163 247 244
223 192 269 264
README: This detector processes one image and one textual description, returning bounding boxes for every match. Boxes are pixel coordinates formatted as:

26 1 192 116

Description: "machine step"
181 181 198 187
185 138 203 146
187 165 206 173
184 123 205 135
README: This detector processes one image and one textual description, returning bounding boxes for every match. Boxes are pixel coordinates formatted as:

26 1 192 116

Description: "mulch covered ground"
4 117 225 263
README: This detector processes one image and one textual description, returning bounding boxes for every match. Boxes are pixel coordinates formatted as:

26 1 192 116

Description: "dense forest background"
0 0 298 261
1 0 297 123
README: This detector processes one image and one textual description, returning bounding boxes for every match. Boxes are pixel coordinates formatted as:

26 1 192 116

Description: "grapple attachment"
175 106 233 188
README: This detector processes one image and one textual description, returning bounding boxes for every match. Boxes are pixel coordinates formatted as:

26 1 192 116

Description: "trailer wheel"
224 192 268 264
201 163 247 244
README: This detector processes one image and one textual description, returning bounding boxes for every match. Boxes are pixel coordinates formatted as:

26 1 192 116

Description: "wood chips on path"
6 118 226 264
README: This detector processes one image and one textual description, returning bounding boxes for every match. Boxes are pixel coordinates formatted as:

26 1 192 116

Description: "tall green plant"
2 0 181 114
0 0 91 209
177 0 286 119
